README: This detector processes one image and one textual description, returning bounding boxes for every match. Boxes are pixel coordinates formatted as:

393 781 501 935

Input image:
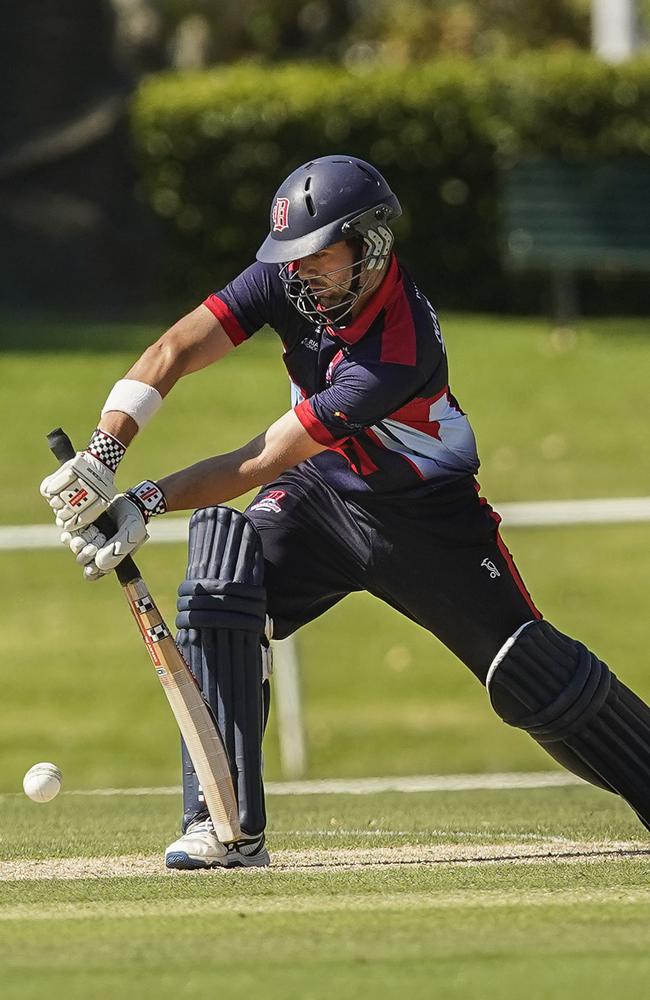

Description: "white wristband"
101 379 163 430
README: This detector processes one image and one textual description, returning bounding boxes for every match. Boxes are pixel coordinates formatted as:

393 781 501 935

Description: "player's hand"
62 494 149 580
40 431 125 531
60 480 166 581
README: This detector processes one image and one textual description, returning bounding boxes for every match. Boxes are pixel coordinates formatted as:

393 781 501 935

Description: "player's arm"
40 305 233 531
67 410 328 580
158 408 327 511
100 304 234 447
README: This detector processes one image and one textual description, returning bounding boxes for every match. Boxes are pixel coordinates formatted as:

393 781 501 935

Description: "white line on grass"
50 772 584 799
3 496 650 551
0 771 594 800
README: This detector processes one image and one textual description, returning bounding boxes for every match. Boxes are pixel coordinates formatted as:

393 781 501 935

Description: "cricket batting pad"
488 619 650 831
176 506 268 836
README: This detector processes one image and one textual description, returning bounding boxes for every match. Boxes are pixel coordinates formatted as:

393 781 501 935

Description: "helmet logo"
272 197 290 232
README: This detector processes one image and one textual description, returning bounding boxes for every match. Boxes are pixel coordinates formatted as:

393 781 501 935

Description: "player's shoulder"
349 257 444 370
395 261 446 359
394 261 442 334
240 259 284 292
217 258 286 309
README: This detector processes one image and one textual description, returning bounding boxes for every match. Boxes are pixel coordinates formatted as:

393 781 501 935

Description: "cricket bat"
47 427 241 843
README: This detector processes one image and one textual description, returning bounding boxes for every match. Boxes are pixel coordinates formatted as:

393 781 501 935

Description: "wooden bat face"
124 576 241 843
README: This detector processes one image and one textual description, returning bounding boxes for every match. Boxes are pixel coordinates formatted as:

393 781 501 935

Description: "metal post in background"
271 635 307 779
592 0 640 62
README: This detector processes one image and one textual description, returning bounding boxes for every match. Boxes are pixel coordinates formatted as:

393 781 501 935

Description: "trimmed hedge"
132 54 650 311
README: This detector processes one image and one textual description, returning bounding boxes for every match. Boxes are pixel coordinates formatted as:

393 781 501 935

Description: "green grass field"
1 312 649 997
1 785 649 1000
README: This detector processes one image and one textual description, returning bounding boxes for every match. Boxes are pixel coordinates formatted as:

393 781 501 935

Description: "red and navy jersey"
204 255 479 498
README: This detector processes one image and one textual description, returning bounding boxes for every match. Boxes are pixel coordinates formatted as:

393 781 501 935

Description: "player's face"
297 240 358 304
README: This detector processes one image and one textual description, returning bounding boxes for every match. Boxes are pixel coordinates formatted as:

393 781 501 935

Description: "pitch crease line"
1 841 648 882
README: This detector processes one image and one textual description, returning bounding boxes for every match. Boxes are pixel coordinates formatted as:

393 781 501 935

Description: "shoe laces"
186 816 215 836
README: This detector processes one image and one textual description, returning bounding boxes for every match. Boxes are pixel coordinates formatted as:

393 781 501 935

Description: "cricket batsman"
40 155 650 868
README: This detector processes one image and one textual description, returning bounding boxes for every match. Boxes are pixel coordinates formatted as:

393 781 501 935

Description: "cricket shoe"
165 817 270 870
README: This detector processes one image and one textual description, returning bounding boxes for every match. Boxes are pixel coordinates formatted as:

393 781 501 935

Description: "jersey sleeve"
293 360 430 447
203 261 283 346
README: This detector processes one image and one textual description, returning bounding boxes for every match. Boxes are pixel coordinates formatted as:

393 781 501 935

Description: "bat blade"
124 579 241 844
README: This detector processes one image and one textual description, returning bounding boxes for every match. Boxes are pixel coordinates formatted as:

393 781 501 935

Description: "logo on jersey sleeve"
272 198 290 232
326 348 345 385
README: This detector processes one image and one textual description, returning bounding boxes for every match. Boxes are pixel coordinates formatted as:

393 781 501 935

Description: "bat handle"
46 427 140 586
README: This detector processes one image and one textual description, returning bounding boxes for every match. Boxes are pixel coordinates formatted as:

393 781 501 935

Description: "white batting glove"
40 429 125 531
62 481 166 581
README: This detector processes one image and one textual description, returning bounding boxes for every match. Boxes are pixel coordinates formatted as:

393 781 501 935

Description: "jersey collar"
326 254 400 345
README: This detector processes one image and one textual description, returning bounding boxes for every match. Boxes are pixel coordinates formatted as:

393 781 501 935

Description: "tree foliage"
132 53 650 311
114 0 649 71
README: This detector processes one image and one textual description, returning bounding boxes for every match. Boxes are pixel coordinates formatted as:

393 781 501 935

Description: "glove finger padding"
61 523 105 558
60 524 109 580
84 562 109 581
61 496 148 580
40 451 116 531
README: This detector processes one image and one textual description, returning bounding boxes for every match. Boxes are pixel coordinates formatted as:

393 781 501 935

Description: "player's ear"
345 236 364 254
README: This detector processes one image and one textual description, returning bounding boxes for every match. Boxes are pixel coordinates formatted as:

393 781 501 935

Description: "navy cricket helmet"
257 155 401 263
257 155 402 326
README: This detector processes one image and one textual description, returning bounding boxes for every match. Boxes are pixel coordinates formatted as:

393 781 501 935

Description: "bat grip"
46 427 140 585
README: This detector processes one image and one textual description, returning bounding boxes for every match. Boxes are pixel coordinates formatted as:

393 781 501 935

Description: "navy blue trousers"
246 464 540 685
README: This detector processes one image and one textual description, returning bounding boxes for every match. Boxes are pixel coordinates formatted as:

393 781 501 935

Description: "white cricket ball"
23 762 63 803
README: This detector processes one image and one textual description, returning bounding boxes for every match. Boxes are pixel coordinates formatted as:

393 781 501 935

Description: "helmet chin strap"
345 237 365 304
